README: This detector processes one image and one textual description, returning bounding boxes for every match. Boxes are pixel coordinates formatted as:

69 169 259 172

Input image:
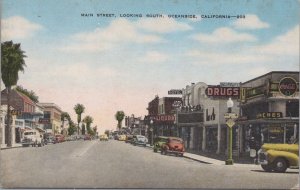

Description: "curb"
1 145 23 150
183 155 212 164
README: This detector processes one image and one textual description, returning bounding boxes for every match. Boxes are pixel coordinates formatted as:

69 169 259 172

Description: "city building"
1 89 44 144
37 103 63 134
125 114 146 135
145 95 181 144
236 71 299 156
179 82 240 154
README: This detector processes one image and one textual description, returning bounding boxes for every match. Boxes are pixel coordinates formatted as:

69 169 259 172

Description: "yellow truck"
257 142 299 173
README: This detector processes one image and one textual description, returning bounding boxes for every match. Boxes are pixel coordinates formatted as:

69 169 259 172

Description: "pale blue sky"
1 0 299 132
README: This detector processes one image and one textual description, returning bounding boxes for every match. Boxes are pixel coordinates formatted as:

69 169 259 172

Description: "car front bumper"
257 149 268 165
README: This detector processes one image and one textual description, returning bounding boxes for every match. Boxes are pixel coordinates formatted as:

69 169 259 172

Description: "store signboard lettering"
278 77 297 96
256 112 283 119
205 85 240 97
220 82 240 87
39 118 50 124
168 89 183 95
148 114 175 124
269 127 283 133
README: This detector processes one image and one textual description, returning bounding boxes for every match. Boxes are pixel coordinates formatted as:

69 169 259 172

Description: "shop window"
286 101 299 117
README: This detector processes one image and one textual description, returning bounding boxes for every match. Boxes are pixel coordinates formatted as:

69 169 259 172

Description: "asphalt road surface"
0 140 298 189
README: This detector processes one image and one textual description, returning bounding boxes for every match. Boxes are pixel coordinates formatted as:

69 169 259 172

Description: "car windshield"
170 139 182 143
137 136 145 140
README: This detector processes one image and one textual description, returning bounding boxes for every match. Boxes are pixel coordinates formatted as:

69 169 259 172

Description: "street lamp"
150 119 154 146
226 97 234 165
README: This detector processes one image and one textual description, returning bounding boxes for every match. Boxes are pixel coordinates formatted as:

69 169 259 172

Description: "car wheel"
273 158 288 173
154 149 157 153
261 164 273 172
161 149 164 155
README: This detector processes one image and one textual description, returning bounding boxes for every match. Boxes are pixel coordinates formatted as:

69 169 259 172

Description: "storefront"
238 71 299 156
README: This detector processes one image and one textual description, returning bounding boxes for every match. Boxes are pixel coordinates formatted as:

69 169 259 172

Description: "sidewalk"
146 144 255 166
1 143 23 150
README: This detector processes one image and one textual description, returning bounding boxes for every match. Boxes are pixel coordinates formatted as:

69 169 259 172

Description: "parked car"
84 135 92 141
21 129 45 147
44 134 56 144
161 137 185 157
153 136 168 152
125 135 134 143
118 134 127 141
132 135 148 146
55 134 65 143
99 134 108 141
257 140 299 173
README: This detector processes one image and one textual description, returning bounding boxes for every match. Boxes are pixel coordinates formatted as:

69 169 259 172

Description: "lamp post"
150 119 154 146
225 97 234 165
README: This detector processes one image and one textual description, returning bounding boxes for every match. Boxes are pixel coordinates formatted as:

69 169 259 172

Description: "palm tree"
1 41 26 147
115 111 125 131
74 104 85 135
83 115 93 135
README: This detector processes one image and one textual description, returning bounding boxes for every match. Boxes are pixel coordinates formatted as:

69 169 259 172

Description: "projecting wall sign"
278 77 297 96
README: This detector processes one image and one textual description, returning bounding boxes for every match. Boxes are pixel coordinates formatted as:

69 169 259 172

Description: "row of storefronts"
0 89 67 147
143 71 299 158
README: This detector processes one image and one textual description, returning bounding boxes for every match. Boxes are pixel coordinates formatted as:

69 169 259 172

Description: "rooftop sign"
168 89 182 95
220 82 240 87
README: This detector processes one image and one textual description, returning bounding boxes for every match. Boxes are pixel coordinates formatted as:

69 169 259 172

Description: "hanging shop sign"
256 112 283 119
278 77 297 96
146 114 176 124
10 110 22 116
205 85 240 97
38 118 50 124
168 89 183 95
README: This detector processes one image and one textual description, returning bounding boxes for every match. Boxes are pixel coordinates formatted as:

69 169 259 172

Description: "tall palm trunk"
6 87 12 147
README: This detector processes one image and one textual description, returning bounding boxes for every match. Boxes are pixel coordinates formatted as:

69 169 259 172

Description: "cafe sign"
278 77 297 96
256 112 283 119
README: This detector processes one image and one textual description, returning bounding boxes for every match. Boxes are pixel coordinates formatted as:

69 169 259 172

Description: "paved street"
0 140 298 189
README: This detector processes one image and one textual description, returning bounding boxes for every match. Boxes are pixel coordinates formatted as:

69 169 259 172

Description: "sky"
1 0 299 134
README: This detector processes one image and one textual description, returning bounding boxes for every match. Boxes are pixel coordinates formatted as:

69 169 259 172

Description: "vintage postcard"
0 0 299 189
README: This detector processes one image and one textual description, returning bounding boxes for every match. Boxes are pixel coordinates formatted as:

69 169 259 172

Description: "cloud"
185 25 298 66
186 50 271 65
136 16 192 33
60 18 164 53
256 25 299 56
138 51 169 63
232 14 270 30
1 16 43 40
191 27 257 43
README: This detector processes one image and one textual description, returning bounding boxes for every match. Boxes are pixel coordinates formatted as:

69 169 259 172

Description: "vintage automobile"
84 134 92 141
257 141 299 173
44 133 56 144
118 134 127 141
160 137 185 157
153 136 168 152
125 135 134 143
22 129 45 147
132 135 147 146
99 134 108 141
55 134 65 143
